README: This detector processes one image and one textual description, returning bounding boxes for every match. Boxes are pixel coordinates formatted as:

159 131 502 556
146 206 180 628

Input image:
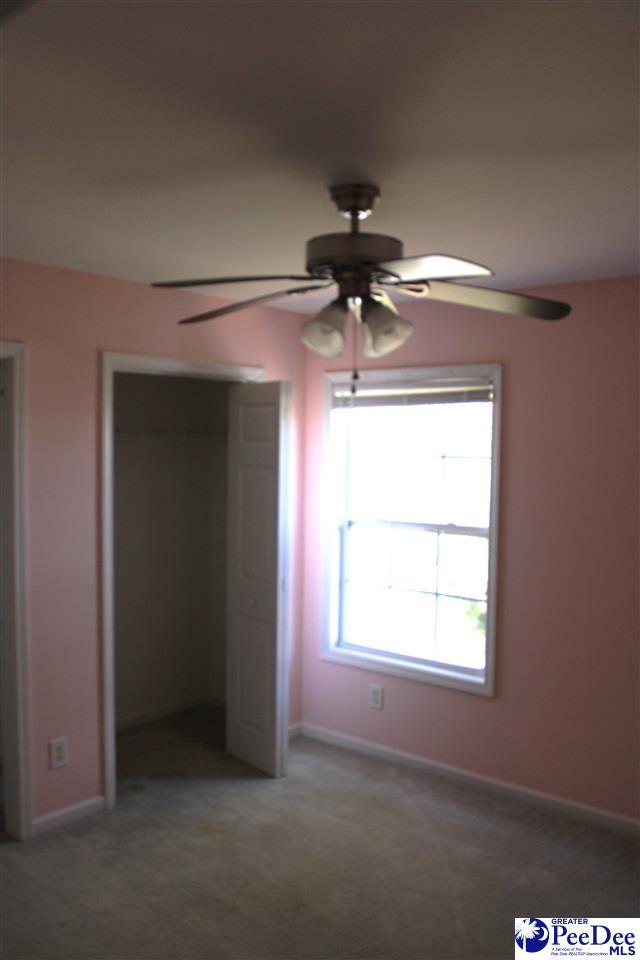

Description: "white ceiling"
2 0 638 311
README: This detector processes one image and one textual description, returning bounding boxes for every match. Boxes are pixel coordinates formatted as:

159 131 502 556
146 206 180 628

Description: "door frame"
0 341 31 839
101 351 272 809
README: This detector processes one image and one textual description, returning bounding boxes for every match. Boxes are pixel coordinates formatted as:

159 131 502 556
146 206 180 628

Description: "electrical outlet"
368 683 384 710
48 737 68 769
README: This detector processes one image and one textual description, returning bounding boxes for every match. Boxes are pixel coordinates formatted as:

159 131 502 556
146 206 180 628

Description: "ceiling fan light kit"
360 293 414 358
154 183 571 363
300 297 349 358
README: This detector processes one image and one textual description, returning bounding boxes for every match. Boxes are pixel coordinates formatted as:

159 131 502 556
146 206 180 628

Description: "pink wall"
1 258 307 819
2 258 638 824
301 275 640 820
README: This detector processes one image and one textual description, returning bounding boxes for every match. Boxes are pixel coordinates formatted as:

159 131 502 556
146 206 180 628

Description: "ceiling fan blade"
153 274 315 288
177 284 333 325
377 254 493 282
393 280 571 320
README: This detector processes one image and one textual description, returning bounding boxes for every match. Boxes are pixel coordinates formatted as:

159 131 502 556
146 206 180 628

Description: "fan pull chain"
350 300 360 395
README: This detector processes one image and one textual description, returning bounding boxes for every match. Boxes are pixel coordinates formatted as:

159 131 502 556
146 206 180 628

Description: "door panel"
237 617 271 731
226 381 290 777
239 466 275 580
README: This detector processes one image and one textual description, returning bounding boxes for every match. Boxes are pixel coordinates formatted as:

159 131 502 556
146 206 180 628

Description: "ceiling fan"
153 183 571 359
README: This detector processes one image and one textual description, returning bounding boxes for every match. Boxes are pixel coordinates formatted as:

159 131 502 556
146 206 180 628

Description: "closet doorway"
101 353 292 810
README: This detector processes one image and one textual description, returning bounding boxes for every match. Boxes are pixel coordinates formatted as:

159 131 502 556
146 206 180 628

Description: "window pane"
391 527 438 592
438 534 488 600
343 403 492 527
441 402 493 458
434 596 487 669
441 458 491 528
345 524 391 586
342 583 391 650
389 458 443 525
386 590 437 659
343 584 436 657
348 409 438 524
343 406 442 524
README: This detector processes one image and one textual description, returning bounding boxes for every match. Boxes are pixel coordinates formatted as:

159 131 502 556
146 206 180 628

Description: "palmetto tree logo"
515 918 549 953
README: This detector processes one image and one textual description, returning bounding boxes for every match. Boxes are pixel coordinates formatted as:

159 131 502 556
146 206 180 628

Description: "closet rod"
114 429 227 439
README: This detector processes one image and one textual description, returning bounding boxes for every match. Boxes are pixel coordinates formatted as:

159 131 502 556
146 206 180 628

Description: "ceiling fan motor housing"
306 232 404 277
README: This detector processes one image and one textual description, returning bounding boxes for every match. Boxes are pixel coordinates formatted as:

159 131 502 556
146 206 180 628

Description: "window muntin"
325 367 500 693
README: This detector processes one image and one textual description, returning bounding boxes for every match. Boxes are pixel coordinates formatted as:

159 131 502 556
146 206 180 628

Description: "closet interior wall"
113 373 229 729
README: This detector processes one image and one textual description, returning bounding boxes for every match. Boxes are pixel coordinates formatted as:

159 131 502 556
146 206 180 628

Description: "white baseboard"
296 722 639 835
32 796 105 835
288 722 302 738
116 695 220 730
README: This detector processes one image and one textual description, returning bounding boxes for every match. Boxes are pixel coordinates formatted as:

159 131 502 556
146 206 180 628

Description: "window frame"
320 364 502 697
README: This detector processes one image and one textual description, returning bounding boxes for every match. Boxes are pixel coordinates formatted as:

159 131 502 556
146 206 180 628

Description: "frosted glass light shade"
301 298 348 357
361 296 413 357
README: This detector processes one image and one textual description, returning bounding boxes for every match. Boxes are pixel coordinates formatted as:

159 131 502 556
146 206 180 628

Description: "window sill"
321 644 494 696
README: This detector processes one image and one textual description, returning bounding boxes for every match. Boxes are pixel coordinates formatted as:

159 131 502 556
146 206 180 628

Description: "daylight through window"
324 366 500 694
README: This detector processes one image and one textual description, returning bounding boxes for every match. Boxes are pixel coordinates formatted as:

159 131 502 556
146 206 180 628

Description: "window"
323 365 501 695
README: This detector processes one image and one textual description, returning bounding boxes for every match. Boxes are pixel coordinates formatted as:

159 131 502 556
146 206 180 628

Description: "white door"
226 381 290 777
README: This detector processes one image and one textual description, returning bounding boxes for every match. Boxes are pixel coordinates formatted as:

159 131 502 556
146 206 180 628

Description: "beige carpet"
1 706 638 960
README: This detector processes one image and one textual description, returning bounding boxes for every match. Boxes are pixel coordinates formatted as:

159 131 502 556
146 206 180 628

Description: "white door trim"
101 352 264 809
0 340 31 839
